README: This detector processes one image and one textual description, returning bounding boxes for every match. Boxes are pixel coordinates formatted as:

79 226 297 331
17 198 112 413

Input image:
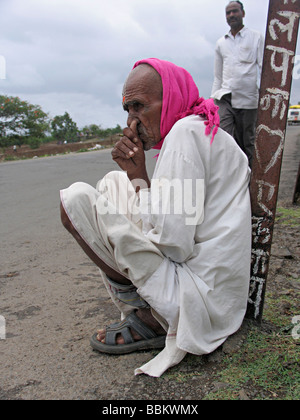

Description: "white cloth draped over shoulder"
60 115 252 377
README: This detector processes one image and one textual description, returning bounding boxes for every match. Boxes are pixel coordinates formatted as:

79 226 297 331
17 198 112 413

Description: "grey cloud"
0 0 298 129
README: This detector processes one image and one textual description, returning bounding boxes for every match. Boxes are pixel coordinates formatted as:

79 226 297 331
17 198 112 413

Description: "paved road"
0 147 159 400
0 127 299 400
0 147 157 251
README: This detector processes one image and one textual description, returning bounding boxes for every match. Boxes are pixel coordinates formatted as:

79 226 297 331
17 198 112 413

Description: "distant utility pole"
247 0 300 322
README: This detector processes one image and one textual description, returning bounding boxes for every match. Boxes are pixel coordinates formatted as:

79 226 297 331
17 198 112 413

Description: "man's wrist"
127 170 150 191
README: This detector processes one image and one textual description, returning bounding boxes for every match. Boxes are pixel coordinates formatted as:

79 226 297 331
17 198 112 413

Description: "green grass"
276 206 300 226
4 155 28 161
204 327 299 400
204 206 300 400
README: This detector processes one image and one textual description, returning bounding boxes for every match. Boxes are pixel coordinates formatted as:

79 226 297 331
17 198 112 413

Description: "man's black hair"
228 1 245 12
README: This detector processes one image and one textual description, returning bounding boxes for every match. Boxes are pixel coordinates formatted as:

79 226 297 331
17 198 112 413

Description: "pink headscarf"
133 58 220 150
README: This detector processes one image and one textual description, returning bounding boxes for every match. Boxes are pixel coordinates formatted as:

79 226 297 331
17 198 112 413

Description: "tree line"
0 95 122 149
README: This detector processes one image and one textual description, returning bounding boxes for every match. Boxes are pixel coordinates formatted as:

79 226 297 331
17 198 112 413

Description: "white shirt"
211 27 264 109
136 116 252 377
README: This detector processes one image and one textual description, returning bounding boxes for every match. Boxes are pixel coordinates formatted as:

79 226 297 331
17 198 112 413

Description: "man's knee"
60 182 96 232
96 170 128 192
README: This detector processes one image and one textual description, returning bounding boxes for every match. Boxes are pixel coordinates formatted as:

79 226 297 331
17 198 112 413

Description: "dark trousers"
215 94 257 167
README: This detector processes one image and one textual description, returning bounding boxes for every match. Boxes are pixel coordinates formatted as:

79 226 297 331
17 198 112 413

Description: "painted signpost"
247 0 300 322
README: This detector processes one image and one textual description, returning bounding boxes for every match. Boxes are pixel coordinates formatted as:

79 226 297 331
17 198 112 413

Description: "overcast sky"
0 0 299 129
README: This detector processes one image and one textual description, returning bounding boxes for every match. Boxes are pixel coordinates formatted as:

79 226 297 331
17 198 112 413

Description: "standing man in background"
211 1 264 167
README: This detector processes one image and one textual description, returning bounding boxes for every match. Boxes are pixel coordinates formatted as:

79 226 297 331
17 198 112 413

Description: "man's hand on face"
111 120 149 183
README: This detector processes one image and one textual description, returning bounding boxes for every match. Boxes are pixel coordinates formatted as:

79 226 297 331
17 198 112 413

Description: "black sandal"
90 311 166 355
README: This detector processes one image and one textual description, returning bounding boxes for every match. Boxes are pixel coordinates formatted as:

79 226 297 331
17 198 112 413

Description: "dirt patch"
0 137 119 161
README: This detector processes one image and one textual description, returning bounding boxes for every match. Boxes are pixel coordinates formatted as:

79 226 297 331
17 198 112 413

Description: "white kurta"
61 115 252 377
211 27 264 109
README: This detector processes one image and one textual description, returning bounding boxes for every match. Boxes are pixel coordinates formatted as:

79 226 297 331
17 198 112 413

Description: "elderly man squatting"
60 58 252 377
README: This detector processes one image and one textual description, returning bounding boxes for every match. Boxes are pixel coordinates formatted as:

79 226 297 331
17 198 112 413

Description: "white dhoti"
60 171 186 376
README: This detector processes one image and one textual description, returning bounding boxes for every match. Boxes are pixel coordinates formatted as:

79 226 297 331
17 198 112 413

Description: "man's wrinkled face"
123 65 163 151
226 2 245 30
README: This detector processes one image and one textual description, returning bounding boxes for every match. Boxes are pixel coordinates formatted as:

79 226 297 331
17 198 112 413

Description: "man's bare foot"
97 308 165 344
